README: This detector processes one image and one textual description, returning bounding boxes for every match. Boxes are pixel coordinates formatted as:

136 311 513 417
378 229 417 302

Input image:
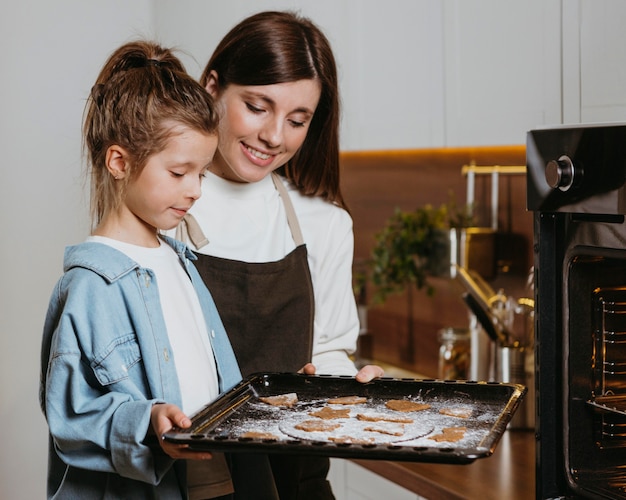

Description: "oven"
527 123 626 499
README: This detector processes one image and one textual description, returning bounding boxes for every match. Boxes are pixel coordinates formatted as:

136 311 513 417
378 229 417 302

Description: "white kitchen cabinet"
339 0 565 149
442 0 562 146
155 1 624 147
341 1 565 149
562 0 626 124
328 459 425 500
154 0 447 151
336 1 446 150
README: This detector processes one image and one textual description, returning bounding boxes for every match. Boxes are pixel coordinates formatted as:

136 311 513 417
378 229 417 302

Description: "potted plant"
370 205 449 303
366 199 475 364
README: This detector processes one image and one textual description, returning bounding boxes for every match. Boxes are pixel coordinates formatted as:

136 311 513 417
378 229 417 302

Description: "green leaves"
370 205 450 303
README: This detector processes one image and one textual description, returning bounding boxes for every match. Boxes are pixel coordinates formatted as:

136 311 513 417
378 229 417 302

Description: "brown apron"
179 173 314 375
178 173 334 500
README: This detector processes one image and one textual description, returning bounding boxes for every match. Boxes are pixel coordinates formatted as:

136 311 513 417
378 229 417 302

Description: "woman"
176 11 383 499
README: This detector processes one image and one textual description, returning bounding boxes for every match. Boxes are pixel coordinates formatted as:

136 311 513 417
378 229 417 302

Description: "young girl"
39 41 242 499
174 10 384 499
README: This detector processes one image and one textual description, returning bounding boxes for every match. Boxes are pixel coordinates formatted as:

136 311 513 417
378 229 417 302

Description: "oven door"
529 123 626 499
565 227 626 499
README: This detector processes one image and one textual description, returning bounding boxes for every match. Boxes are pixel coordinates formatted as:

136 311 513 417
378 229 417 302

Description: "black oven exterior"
528 123 626 499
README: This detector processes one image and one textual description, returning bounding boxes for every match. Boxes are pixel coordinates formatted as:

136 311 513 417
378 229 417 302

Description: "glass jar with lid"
437 327 471 380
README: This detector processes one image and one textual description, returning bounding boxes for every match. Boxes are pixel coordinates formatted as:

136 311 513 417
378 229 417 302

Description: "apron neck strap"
175 213 209 249
176 173 305 250
271 173 304 246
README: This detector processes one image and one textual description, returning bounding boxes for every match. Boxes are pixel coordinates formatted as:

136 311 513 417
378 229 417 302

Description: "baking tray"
163 372 526 464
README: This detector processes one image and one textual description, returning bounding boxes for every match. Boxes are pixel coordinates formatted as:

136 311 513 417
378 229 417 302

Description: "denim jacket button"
163 348 170 362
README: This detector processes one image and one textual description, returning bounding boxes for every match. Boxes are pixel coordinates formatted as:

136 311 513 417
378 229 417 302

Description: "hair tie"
146 59 161 67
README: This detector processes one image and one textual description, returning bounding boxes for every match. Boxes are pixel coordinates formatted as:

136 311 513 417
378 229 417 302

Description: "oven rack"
587 395 626 417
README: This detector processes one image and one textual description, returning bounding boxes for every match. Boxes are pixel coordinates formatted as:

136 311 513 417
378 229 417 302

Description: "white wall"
0 2 154 498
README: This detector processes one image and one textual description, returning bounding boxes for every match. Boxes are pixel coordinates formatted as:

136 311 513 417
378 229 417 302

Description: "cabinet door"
337 0 446 151
443 0 562 146
563 0 626 124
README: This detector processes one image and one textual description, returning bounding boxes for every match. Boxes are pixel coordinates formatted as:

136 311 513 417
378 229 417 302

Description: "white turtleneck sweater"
173 171 359 376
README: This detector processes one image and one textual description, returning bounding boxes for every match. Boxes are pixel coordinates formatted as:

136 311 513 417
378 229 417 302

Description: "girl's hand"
150 403 213 460
298 362 384 382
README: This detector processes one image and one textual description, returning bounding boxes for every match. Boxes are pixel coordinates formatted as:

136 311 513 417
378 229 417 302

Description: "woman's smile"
242 142 275 166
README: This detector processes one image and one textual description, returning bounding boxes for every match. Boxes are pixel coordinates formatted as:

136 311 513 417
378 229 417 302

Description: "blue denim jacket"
40 236 242 499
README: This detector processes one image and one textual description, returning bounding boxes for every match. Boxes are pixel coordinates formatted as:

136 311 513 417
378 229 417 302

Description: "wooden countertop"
352 361 535 499
353 428 535 500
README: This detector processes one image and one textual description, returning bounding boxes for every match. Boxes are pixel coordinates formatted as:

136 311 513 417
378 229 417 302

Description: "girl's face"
206 74 321 183
112 125 217 245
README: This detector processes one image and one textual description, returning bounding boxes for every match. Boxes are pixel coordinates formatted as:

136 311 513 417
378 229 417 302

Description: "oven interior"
566 248 626 498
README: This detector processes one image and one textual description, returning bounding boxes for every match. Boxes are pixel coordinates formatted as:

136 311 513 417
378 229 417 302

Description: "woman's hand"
354 364 385 383
150 403 213 460
298 363 317 375
298 362 384 382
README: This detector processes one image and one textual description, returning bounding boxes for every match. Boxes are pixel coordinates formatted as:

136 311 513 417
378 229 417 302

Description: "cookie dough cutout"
439 407 473 419
258 393 298 407
363 422 406 436
294 420 342 433
329 435 375 445
356 412 414 424
309 407 351 420
327 395 367 405
428 426 467 442
385 399 431 412
280 416 433 444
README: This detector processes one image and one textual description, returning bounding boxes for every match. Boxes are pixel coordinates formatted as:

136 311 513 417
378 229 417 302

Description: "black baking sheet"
163 372 526 464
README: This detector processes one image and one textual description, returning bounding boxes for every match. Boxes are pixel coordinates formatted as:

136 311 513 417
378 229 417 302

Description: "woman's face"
206 74 321 183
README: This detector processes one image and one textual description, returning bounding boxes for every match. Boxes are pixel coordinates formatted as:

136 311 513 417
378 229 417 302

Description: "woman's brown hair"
199 11 346 210
84 40 219 227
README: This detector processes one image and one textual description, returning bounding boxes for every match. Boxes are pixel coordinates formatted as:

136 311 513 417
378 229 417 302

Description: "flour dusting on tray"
164 373 527 464
212 392 499 449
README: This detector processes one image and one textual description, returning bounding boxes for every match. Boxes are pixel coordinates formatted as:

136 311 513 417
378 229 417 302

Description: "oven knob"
545 155 575 191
